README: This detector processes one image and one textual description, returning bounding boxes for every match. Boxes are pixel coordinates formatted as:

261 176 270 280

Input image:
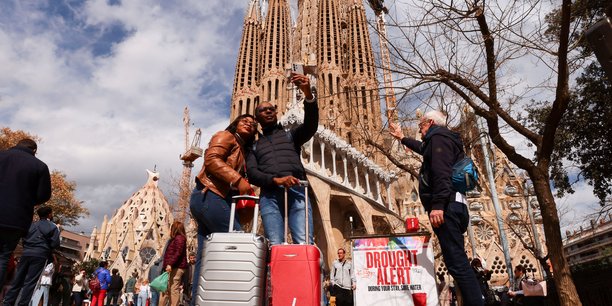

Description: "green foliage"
526 1 612 205
545 0 610 56
74 258 100 275
524 63 611 204
567 64 612 203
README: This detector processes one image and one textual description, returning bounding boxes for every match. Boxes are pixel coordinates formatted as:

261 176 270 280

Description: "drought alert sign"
352 235 438 306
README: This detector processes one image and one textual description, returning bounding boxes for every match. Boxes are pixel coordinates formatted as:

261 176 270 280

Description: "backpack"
451 156 479 194
89 272 101 292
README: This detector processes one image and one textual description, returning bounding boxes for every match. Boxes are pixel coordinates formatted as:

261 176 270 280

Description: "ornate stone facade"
228 0 547 281
85 170 174 278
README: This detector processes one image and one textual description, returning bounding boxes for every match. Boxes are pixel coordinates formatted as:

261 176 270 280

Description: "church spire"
316 0 346 137
344 0 383 151
292 0 318 66
230 0 262 120
260 0 292 114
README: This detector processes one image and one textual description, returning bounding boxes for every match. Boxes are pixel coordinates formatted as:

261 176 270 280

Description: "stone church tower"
85 170 174 278
227 0 547 283
229 0 405 267
231 0 382 152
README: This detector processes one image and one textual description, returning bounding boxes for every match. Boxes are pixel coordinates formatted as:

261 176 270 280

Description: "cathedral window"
267 81 272 101
139 247 156 265
103 247 111 260
274 79 279 100
361 86 367 109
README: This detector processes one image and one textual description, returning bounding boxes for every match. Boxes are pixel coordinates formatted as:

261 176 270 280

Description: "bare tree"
359 0 582 304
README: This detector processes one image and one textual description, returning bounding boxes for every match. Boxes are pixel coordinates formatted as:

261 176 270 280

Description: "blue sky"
0 0 601 236
0 0 248 233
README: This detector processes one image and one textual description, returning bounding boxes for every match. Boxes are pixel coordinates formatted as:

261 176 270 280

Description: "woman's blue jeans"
189 187 241 305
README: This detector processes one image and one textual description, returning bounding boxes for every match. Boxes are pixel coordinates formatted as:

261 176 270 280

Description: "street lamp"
522 178 545 277
476 118 514 283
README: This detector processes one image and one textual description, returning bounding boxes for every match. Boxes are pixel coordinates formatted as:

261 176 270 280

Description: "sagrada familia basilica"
86 0 548 286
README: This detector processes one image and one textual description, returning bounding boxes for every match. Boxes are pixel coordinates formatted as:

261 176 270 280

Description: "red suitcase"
269 180 321 306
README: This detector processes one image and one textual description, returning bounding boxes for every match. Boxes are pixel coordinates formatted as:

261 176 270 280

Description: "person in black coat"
106 269 124 306
0 138 52 288
246 73 318 246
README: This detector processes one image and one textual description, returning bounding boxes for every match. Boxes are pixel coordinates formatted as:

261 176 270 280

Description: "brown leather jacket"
196 130 246 198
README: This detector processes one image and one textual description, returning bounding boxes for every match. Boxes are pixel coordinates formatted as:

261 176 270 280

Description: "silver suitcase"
195 195 269 305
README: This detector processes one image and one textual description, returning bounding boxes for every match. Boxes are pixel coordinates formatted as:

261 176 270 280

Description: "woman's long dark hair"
226 114 256 147
170 221 186 239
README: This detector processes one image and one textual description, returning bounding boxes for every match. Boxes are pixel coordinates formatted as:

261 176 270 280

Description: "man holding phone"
246 73 318 245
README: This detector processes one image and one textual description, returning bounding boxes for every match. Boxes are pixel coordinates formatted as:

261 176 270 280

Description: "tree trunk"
530 168 582 306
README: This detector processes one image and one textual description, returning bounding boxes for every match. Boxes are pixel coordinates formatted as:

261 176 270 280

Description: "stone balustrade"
305 126 397 210
279 97 397 211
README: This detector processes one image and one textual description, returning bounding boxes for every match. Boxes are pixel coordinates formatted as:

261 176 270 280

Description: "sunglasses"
239 120 258 127
258 105 277 113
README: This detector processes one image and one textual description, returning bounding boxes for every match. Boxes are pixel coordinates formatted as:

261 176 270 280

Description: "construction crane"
177 106 202 223
367 0 398 126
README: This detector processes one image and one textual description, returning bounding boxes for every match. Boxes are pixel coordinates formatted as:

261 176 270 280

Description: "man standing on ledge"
0 138 51 289
247 73 318 245
389 111 484 306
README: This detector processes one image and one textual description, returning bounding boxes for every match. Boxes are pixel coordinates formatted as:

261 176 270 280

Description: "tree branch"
539 0 572 165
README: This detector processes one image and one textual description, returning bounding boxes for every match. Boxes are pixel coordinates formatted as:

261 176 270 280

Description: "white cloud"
556 182 603 234
0 0 250 233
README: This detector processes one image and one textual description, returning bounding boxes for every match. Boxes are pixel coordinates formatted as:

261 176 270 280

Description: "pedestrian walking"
124 272 137 306
2 207 59 306
90 262 111 306
30 261 54 306
106 269 123 306
71 269 87 306
159 222 188 306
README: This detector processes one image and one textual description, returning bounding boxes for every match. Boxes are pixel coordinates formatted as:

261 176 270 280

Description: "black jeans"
106 290 121 306
2 256 47 306
432 202 484 306
72 291 85 306
0 230 21 288
333 285 354 306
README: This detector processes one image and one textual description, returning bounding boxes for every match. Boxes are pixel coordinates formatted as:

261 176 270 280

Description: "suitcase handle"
283 180 310 244
230 195 260 235
231 195 259 201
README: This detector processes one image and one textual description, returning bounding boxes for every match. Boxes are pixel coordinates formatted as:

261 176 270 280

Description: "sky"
0 0 248 233
0 0 602 236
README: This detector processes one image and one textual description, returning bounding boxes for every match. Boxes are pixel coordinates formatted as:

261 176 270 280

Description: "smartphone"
292 63 304 75
286 63 305 87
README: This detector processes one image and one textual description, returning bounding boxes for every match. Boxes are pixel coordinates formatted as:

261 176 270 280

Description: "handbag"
236 185 257 209
236 164 256 209
150 272 169 292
